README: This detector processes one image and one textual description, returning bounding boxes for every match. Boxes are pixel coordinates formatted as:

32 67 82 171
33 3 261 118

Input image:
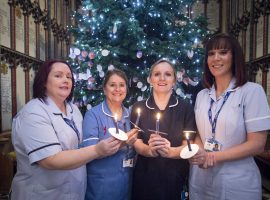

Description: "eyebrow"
52 71 72 74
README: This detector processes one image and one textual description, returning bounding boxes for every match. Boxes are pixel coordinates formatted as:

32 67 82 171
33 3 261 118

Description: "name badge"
204 138 222 152
123 158 134 167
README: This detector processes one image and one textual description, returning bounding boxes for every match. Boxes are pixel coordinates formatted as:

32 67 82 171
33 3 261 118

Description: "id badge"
122 158 134 168
204 138 222 152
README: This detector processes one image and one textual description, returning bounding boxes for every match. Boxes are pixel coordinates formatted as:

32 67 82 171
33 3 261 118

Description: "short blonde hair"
148 58 176 81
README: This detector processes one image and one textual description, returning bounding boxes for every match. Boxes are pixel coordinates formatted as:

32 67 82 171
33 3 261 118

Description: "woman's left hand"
156 138 171 158
189 148 207 165
200 152 216 169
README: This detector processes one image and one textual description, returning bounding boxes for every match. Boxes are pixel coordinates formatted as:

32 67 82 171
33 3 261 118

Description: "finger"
128 129 138 136
208 154 213 166
150 134 162 139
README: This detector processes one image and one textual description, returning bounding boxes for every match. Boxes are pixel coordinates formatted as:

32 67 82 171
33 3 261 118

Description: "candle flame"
114 114 118 122
137 108 141 115
156 113 160 120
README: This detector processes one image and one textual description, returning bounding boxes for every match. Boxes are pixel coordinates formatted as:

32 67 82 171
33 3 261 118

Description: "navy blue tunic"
131 95 196 200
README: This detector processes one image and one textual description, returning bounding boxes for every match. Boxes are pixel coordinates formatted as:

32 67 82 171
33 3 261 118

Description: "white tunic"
189 79 270 200
11 97 86 200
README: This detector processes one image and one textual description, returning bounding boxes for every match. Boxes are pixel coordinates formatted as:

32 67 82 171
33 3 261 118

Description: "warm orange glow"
156 113 160 120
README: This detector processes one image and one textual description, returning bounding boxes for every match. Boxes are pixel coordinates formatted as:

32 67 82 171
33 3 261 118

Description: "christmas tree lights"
68 0 211 114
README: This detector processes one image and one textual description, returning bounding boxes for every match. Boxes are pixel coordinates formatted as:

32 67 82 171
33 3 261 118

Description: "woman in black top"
131 58 196 200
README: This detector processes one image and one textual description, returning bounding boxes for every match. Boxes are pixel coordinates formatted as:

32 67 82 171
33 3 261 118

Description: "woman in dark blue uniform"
131 58 196 200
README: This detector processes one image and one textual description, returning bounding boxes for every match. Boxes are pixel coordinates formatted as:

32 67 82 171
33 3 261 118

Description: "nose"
115 85 121 91
160 74 165 80
213 52 220 60
63 76 70 83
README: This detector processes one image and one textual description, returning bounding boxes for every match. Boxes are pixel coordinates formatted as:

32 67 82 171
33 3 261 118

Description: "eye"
207 51 215 56
165 72 172 77
220 49 229 55
120 83 126 87
153 72 160 77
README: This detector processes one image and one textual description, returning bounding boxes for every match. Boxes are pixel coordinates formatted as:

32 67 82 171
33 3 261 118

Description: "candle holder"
180 130 199 159
108 128 128 141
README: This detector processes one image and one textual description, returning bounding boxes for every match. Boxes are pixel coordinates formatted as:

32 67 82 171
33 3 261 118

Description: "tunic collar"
43 97 73 117
145 94 178 110
209 77 238 101
101 100 129 119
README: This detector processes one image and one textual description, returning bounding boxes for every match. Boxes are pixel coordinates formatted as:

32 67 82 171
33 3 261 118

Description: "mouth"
60 86 69 90
113 93 123 96
157 83 167 86
211 64 223 69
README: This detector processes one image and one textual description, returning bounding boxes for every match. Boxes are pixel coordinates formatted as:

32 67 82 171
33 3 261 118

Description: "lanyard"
208 91 231 139
63 118 80 142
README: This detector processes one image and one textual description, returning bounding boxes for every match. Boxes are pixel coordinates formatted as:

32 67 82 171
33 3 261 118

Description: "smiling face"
104 74 127 105
149 61 176 94
45 62 73 104
207 49 233 79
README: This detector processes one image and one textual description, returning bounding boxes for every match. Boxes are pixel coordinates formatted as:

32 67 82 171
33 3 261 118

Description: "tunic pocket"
224 102 245 141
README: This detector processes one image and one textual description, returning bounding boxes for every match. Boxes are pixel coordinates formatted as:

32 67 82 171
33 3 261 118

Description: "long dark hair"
33 60 75 102
203 33 247 88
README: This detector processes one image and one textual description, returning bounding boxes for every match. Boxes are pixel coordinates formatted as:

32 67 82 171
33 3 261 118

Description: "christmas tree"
68 0 210 114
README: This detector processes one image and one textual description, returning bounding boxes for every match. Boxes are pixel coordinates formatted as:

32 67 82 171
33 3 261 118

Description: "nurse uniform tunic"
11 97 86 200
189 78 270 200
81 100 135 200
131 94 196 200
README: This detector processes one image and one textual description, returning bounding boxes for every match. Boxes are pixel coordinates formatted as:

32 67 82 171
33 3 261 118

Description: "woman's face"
104 74 127 105
207 49 233 79
45 62 72 103
149 62 176 94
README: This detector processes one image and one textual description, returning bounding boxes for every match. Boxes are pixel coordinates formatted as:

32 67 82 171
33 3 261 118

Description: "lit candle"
156 113 160 134
135 108 141 127
184 131 192 151
114 114 119 134
187 138 192 151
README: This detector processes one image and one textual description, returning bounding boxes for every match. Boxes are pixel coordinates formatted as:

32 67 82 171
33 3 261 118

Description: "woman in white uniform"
10 60 122 200
189 33 270 200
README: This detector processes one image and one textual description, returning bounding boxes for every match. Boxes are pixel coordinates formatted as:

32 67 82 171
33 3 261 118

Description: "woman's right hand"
95 137 122 158
126 128 139 146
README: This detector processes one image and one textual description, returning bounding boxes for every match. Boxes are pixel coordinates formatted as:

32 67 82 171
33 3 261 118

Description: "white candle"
156 113 160 133
135 108 141 126
114 114 119 134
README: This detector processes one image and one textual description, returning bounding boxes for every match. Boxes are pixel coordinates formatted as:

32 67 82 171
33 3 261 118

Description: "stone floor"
1 189 270 200
263 188 270 200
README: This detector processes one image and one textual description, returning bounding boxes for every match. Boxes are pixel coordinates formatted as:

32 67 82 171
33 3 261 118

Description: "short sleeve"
183 101 197 132
244 84 270 133
13 106 62 164
81 109 100 147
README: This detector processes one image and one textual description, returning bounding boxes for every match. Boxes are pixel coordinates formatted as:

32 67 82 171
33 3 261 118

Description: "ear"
103 87 106 95
147 77 151 85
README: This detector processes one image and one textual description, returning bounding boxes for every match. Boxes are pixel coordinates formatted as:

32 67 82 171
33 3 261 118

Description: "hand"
156 138 171 158
95 137 122 158
200 152 216 169
189 148 207 165
125 128 139 146
148 134 166 157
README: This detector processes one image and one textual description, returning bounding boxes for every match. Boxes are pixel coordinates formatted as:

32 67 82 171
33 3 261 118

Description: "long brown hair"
203 33 247 88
